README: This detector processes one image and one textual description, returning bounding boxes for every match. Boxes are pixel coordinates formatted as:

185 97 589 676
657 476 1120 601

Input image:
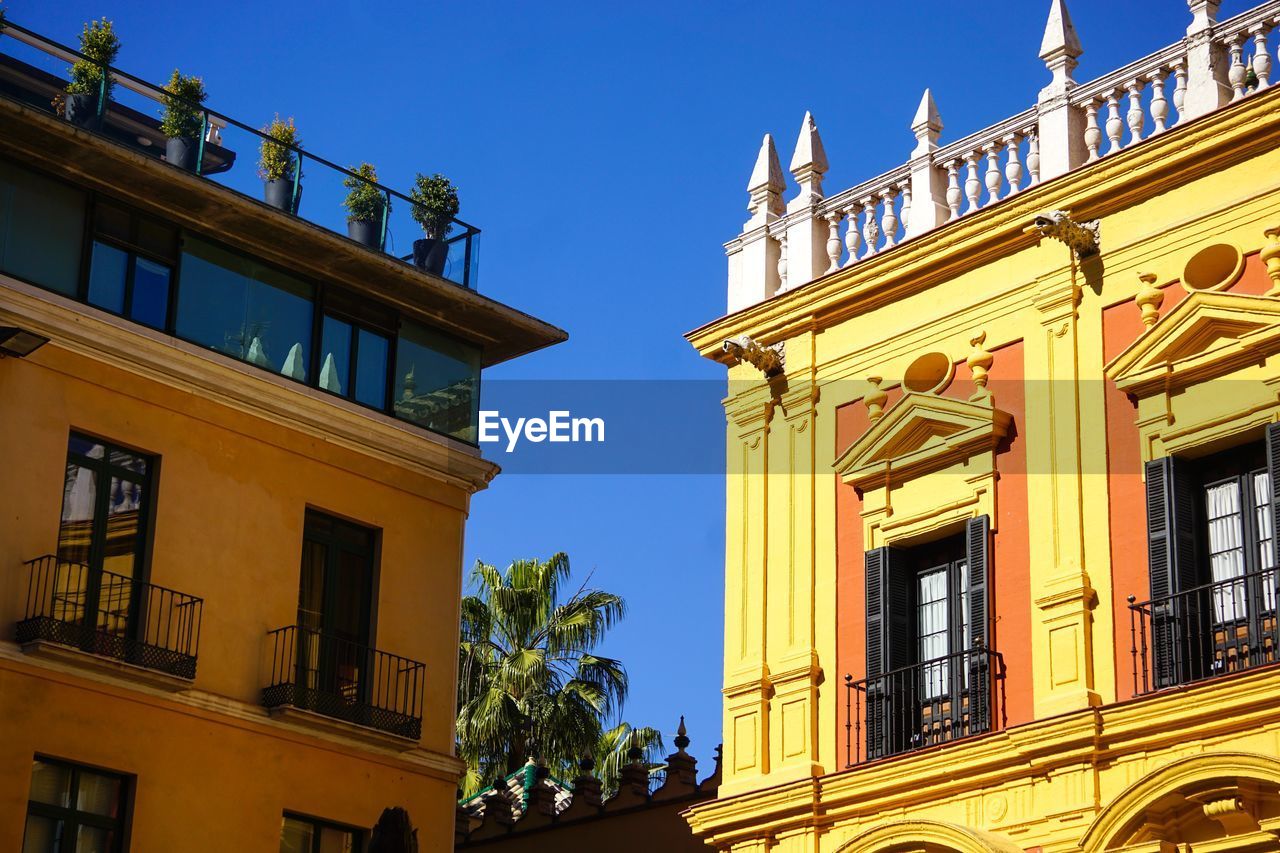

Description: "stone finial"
864 377 888 421
788 111 828 208
747 133 786 221
1136 272 1165 327
657 717 698 794
1040 0 1083 91
967 332 994 404
1187 0 1221 36
674 716 690 753
911 89 943 157
1261 226 1280 295
570 750 603 810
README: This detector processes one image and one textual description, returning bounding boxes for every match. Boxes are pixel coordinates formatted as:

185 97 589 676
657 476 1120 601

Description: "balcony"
844 645 1006 766
262 625 425 742
16 555 202 683
1128 568 1279 694
0 20 480 290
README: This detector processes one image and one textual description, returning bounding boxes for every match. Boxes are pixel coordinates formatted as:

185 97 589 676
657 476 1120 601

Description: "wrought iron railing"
0 20 481 290
1128 567 1280 695
16 554 202 680
844 644 1006 767
262 624 425 740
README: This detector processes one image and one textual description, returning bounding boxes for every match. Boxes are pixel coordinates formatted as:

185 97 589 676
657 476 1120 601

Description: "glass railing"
0 20 481 290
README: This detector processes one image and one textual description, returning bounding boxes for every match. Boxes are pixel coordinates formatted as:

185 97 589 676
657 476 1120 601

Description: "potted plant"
258 115 302 213
159 70 207 172
408 173 459 275
64 18 120 131
343 162 387 249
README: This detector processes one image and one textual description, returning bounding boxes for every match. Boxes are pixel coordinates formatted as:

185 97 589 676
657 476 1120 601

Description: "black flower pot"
65 93 102 131
165 136 199 172
348 218 383 249
263 178 302 214
412 238 448 276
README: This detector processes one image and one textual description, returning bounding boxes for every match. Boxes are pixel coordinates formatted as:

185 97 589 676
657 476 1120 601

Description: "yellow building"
0 20 562 853
685 2 1280 851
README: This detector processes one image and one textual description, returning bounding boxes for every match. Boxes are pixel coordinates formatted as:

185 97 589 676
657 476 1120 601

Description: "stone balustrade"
727 0 1280 312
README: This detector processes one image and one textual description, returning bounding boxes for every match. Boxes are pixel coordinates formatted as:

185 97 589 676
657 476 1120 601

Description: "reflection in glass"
28 761 72 808
280 817 314 853
131 258 171 329
354 329 389 410
0 158 86 296
319 316 352 395
176 237 313 382
87 242 128 314
21 815 59 853
394 320 481 443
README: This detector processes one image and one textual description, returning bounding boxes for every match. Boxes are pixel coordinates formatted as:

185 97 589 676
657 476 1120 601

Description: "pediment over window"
834 393 1012 490
1105 291 1280 396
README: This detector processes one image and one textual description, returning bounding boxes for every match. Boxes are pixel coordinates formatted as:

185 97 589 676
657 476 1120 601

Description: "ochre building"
685 2 1280 852
0 19 562 853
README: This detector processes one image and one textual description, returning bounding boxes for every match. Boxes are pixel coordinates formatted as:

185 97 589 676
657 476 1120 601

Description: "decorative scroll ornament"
722 335 785 377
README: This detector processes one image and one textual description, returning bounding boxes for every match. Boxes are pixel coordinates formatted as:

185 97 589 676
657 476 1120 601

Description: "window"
1144 429 1280 687
0 158 86 296
280 814 363 853
394 320 481 443
863 517 990 758
175 235 314 382
318 315 390 411
23 757 129 853
85 201 177 330
56 434 154 637
296 511 376 702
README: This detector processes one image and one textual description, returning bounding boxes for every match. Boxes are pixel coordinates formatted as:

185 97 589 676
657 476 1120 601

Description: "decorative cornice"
0 278 499 495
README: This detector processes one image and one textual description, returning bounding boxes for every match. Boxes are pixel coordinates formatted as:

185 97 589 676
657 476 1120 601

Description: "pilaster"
783 113 830 288
1026 270 1102 717
1182 1 1229 120
1036 0 1087 180
905 89 948 238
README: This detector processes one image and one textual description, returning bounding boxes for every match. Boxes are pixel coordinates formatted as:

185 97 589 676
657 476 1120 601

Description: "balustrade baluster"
900 182 912 235
945 160 963 221
1228 35 1247 101
1026 132 1040 185
880 187 899 250
1084 100 1102 162
825 212 843 273
862 195 881 256
1252 25 1272 89
776 233 788 291
1105 89 1124 154
1149 71 1169 134
843 204 862 265
1004 134 1023 196
1171 60 1188 126
983 144 1001 206
1125 80 1146 146
964 153 982 213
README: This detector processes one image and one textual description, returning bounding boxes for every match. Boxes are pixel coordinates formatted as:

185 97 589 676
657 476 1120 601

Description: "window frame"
280 811 366 853
81 196 179 331
24 755 132 853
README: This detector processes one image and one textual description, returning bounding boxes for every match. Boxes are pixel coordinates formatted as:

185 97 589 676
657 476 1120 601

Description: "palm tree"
593 722 665 797
457 553 630 797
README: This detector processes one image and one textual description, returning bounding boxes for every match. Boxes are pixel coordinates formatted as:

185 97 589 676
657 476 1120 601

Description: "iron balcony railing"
0 20 481 290
16 555 202 680
262 624 425 740
844 644 1006 767
1128 567 1280 695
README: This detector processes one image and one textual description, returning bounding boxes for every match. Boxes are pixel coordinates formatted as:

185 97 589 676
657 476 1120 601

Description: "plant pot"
165 136 199 172
65 93 102 131
263 178 302 214
412 238 448 276
348 218 383 249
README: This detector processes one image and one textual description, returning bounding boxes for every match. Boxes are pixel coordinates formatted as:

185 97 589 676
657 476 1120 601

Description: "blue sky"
13 0 1258 774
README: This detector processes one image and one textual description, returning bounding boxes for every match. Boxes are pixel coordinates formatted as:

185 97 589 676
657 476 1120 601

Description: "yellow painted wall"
0 297 476 851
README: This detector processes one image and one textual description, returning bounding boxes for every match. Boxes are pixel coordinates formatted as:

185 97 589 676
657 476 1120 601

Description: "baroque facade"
684 2 1280 852
0 18 563 853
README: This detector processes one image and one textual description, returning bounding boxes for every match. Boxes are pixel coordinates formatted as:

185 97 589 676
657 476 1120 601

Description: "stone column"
729 135 785 313
1182 0 1230 119
1036 0 1087 180
783 112 830 288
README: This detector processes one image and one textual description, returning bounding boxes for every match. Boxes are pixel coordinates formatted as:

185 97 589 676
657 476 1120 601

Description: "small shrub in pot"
160 70 207 172
343 162 386 249
64 18 120 130
259 115 302 214
408 173 459 275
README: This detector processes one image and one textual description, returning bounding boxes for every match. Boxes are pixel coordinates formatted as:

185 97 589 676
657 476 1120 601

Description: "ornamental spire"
1040 0 1083 90
788 111 828 208
746 133 785 221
